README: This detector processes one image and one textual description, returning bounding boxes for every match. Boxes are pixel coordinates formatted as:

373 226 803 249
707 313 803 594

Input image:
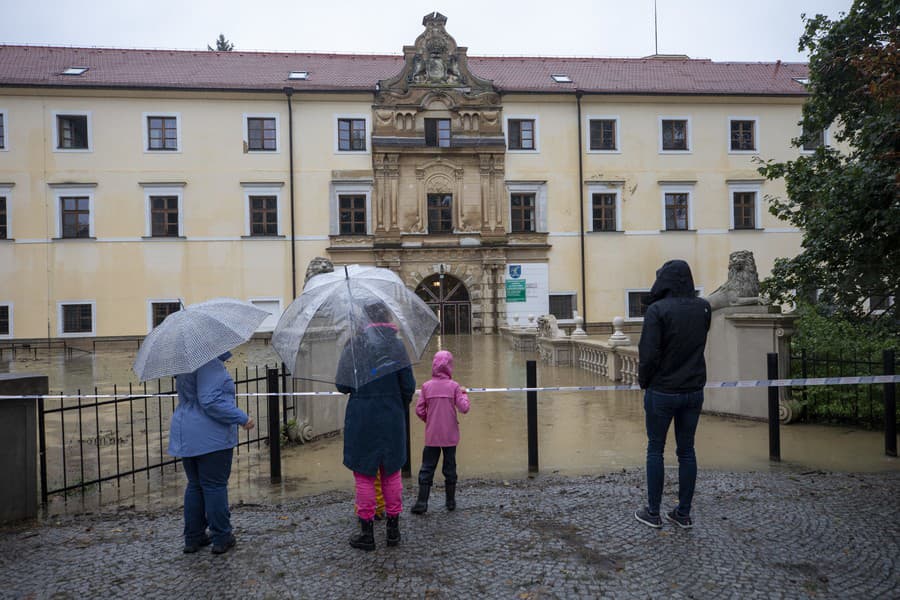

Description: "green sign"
506 280 526 302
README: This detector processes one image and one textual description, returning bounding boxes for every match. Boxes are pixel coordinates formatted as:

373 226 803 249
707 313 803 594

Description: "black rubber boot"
445 483 456 511
349 517 375 551
410 484 431 514
386 515 400 547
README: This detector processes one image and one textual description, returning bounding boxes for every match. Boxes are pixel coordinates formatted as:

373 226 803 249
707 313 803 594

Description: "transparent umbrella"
272 265 439 390
132 298 269 382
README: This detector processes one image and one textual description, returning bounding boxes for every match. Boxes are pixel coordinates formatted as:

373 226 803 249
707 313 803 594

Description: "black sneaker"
211 534 236 555
183 535 211 554
634 507 662 529
666 509 693 529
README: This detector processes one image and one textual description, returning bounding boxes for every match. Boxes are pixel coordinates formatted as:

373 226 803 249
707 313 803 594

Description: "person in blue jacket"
168 351 254 555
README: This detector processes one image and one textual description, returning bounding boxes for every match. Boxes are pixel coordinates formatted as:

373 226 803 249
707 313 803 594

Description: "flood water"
2 334 897 515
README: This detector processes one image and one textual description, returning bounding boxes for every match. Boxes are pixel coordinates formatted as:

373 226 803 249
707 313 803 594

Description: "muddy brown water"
2 335 897 516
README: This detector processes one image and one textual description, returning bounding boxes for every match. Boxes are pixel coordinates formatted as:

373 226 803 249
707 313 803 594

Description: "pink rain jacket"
415 350 470 447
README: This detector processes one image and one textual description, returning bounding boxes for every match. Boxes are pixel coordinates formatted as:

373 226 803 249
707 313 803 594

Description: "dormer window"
62 67 89 76
551 74 572 83
288 71 309 80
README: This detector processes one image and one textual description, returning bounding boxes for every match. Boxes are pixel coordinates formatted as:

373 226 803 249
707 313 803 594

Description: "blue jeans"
644 389 703 515
181 447 234 546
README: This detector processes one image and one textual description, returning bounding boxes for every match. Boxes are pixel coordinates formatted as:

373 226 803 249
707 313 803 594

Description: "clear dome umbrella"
132 298 269 382
272 265 439 390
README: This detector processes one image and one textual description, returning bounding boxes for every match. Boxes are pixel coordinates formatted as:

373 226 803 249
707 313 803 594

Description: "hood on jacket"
644 259 696 306
431 350 454 379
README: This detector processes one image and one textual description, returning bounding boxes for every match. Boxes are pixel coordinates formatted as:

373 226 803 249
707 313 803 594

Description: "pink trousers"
354 468 402 520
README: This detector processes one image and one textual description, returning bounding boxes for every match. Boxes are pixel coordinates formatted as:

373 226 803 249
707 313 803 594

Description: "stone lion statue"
304 257 334 286
537 315 565 339
705 250 762 311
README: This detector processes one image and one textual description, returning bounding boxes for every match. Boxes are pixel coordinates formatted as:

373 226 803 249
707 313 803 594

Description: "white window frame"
800 124 829 154
142 184 185 238
330 181 373 235
58 301 96 337
658 115 691 154
625 288 651 322
728 182 763 230
585 115 620 154
506 181 547 233
659 183 695 231
333 114 371 154
0 109 8 151
0 184 12 239
505 115 540 153
249 297 283 332
52 110 93 152
146 298 182 332
242 183 285 237
53 185 95 239
243 113 280 153
0 301 12 338
586 183 623 232
727 116 759 154
142 112 182 153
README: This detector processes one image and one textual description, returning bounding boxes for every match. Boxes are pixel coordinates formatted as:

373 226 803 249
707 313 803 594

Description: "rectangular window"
147 116 178 151
732 191 756 229
664 193 689 231
62 304 93 334
508 119 535 150
427 193 453 233
802 126 825 151
591 193 617 232
661 119 688 151
61 196 91 238
589 119 617 151
249 195 278 236
627 291 649 319
868 295 894 314
338 118 366 151
0 305 8 336
338 194 367 235
150 195 179 237
0 197 6 239
247 117 277 151
57 114 89 149
510 193 535 233
0 113 5 149
151 302 180 328
548 294 575 320
425 118 451 148
730 120 756 151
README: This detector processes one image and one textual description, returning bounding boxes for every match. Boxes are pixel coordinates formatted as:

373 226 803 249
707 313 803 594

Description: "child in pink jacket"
411 350 470 514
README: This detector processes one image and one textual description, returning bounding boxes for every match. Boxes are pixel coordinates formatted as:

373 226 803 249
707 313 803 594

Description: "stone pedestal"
704 306 795 419
0 373 47 522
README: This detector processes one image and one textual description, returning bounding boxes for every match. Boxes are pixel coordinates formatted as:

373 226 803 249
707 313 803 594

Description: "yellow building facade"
0 13 813 340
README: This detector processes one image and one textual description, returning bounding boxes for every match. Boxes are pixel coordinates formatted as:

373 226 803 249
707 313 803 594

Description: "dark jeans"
181 447 234 546
417 446 457 486
644 389 703 516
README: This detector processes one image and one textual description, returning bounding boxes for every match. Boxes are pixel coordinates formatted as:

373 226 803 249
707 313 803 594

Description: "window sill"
660 229 696 233
241 235 286 239
728 150 759 155
728 228 763 232
659 149 691 154
587 230 623 234
507 149 539 153
53 236 96 241
141 235 186 240
0 238 14 242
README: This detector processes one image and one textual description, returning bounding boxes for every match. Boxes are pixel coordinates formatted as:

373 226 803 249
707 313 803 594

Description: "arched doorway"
415 273 471 334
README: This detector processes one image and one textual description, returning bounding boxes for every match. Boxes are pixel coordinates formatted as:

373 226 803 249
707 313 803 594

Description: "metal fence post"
266 368 282 483
884 349 896 458
38 395 47 505
767 352 781 462
527 360 539 473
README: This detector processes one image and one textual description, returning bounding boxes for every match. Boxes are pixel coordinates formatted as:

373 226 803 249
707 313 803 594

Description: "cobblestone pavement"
1 469 898 599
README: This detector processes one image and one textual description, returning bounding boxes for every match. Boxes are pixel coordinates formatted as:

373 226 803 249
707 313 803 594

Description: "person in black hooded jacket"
635 259 711 530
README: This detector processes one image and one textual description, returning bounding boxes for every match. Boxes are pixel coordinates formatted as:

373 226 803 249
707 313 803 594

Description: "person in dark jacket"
337 302 416 551
635 259 711 529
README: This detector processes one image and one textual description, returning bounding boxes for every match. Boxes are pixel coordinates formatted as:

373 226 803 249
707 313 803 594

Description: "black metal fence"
37 364 290 502
788 349 899 429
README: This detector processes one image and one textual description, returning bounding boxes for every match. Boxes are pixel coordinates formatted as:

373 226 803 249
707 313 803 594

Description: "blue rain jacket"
168 352 249 458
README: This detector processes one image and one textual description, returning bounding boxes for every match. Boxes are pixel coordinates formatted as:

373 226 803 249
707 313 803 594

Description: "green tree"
207 34 234 52
757 0 898 325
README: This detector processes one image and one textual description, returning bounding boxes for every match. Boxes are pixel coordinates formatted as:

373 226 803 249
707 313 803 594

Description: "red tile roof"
0 45 809 96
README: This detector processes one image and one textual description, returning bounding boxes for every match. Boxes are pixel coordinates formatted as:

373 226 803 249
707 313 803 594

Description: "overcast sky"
2 0 853 61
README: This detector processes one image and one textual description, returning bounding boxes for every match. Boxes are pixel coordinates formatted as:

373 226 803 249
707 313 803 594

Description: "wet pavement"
2 470 898 599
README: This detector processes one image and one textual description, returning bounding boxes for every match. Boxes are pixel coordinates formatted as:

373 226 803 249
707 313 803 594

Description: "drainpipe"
283 87 297 299
576 90 587 327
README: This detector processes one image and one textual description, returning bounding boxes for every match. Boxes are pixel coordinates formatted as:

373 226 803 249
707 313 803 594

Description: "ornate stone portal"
327 13 551 333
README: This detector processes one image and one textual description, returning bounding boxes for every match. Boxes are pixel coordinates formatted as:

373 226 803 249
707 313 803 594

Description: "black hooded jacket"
638 260 711 392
